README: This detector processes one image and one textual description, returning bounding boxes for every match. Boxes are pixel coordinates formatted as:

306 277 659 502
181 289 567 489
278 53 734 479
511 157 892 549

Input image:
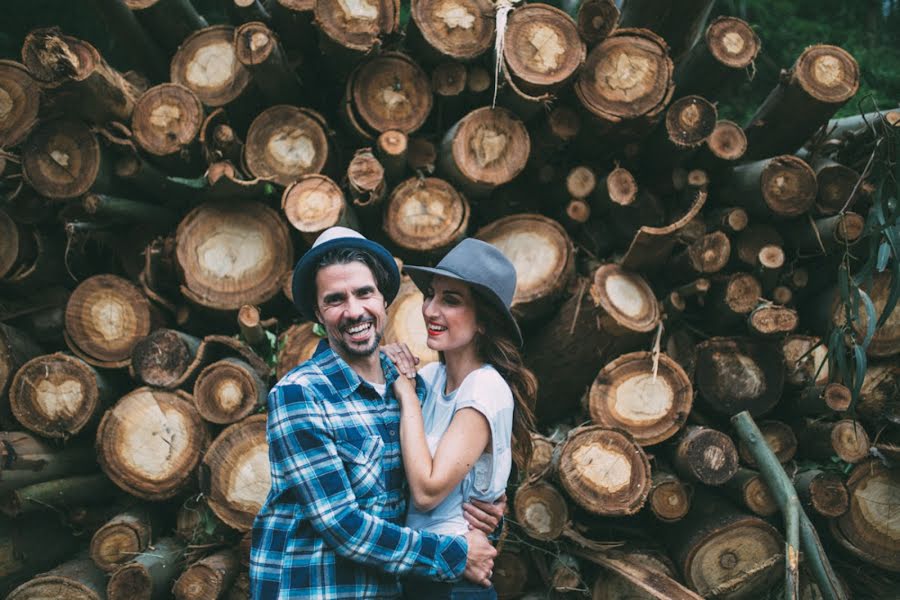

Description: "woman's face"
421 275 480 353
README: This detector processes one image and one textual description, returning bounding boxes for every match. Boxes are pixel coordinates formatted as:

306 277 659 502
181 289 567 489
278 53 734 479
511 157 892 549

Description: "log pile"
0 1 898 598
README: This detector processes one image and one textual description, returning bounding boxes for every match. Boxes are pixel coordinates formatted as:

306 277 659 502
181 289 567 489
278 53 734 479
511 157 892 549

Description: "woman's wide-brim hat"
403 238 523 346
291 227 400 320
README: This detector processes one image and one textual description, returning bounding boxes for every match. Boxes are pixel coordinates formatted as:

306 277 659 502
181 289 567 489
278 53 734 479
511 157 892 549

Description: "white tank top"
405 362 514 535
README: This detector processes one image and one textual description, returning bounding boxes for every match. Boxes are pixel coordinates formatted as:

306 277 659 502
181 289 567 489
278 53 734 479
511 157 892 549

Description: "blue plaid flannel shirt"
250 341 468 599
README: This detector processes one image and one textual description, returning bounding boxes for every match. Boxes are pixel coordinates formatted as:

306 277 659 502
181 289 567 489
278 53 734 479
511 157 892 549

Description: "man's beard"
333 317 383 357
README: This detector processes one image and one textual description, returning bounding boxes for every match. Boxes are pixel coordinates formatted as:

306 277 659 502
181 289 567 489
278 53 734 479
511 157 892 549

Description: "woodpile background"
1 0 899 598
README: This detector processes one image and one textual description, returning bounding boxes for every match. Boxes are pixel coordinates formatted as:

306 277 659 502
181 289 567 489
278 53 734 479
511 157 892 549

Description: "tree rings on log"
663 95 717 148
89 509 154 573
782 334 829 388
97 387 208 500
832 270 900 357
527 433 554 478
243 105 330 186
202 414 270 531
0 211 33 282
799 418 871 464
409 0 494 61
346 53 432 137
857 362 900 428
22 119 104 199
275 322 321 379
694 337 784 416
172 548 240 600
703 16 759 68
556 425 651 516
170 26 252 107
175 201 293 310
0 60 39 148
706 120 747 161
6 557 107 600
64 274 152 367
793 469 848 518
672 425 739 486
590 264 661 334
575 28 674 129
438 107 530 197
347 148 386 208
647 468 691 522
513 480 568 541
314 0 399 52
736 420 797 467
726 155 817 218
668 493 784 599
576 0 619 46
132 83 204 161
503 4 585 95
475 214 574 321
830 460 900 572
282 175 356 244
723 468 777 517
9 353 111 438
106 536 185 600
193 357 266 424
384 277 439 368
131 329 201 388
588 351 692 446
384 176 469 254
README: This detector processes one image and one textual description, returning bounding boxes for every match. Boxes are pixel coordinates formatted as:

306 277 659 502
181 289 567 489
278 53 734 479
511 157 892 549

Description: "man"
251 227 500 599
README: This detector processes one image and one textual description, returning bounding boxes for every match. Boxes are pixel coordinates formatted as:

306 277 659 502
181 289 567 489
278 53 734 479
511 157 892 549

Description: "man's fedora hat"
404 238 522 346
291 227 400 320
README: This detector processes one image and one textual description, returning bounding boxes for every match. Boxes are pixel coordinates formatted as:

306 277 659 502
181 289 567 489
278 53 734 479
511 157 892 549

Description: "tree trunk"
555 425 651 516
243 105 331 186
176 201 293 311
125 0 207 53
719 155 817 218
667 230 731 282
407 0 494 63
269 0 317 55
170 26 253 110
642 95 718 175
375 130 408 183
9 352 114 438
81 192 178 226
673 17 760 100
503 4 586 96
107 536 187 600
576 0 619 46
797 418 871 464
794 212 865 256
438 106 530 198
383 277 440 368
1 473 115 517
383 176 469 255
513 480 569 541
346 148 387 217
793 382 852 415
132 83 204 175
591 547 678 600
21 119 112 200
670 425 739 486
0 432 96 494
696 120 749 173
694 337 785 416
665 490 784 599
747 303 798 337
736 420 797 467
173 549 240 600
313 0 399 71
21 29 140 124
474 214 575 321
90 508 159 573
130 328 201 388
587 351 692 446
526 264 660 424
792 469 848 519
282 174 358 245
97 387 209 500
828 460 900 573
782 334 829 389
200 414 270 532
275 322 322 380
734 224 784 267
619 0 717 61
234 21 303 105
0 61 40 148
805 156 862 215
744 45 859 160
646 465 691 523
6 556 108 600
575 28 675 139
722 468 778 517
0 514 80 596
193 357 266 425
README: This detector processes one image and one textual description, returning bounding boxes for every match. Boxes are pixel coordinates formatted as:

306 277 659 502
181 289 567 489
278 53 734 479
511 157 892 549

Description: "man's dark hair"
305 247 391 318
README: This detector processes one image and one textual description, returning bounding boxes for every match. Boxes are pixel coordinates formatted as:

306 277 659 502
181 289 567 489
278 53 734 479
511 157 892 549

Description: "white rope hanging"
491 0 520 108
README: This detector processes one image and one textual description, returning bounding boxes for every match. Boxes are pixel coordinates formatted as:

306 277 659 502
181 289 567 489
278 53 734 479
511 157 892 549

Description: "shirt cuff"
441 534 468 581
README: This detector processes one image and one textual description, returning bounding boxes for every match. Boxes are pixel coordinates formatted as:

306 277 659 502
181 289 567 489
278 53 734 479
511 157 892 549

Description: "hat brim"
403 265 523 347
292 237 400 320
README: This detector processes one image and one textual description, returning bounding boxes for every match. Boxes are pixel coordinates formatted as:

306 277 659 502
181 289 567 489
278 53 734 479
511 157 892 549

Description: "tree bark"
744 45 860 160
0 514 80 596
576 0 619 46
856 362 900 429
173 548 240 600
383 176 469 255
193 357 266 424
719 155 817 218
313 0 399 68
797 418 870 464
673 17 760 100
282 174 358 245
82 193 179 226
130 328 201 388
201 414 270 532
618 0 717 61
0 61 40 148
1 473 116 517
124 0 208 53
694 337 785 416
375 130 408 183
107 536 187 600
234 21 303 105
243 105 331 186
6 555 107 600
0 432 95 494
90 508 159 573
805 156 862 215
670 425 739 486
587 351 692 446
793 212 865 256
97 387 209 500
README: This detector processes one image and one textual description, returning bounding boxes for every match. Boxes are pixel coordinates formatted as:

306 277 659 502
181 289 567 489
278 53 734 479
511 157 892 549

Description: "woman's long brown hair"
472 298 538 471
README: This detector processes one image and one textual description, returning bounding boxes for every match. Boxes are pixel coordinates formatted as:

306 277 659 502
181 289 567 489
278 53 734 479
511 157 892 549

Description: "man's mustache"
339 316 375 332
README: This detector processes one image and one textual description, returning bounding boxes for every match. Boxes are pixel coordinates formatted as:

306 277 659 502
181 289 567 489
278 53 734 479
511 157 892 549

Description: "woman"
384 238 537 600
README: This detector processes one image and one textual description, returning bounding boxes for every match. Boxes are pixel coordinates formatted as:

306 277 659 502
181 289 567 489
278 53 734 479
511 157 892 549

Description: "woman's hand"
382 343 419 379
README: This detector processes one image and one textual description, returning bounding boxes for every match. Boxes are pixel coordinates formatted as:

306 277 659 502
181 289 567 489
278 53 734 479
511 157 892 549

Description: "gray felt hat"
403 238 522 346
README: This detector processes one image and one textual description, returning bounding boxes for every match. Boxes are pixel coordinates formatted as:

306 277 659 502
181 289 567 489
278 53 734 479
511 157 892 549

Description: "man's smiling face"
314 261 387 359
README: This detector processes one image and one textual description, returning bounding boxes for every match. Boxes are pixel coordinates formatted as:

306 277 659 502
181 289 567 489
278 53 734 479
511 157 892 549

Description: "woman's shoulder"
417 361 443 385
462 365 513 406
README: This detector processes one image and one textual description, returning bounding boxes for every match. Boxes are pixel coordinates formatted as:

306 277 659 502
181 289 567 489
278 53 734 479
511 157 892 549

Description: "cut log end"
235 21 276 65
665 95 717 148
282 175 348 237
648 475 691 522
350 53 432 135
170 26 251 107
384 278 439 367
194 358 264 424
504 4 586 94
674 426 739 485
606 167 638 206
576 0 619 45
707 120 747 161
22 119 102 199
445 106 530 189
410 0 494 60
796 45 860 104
706 16 760 68
0 60 40 147
276 322 323 379
132 83 203 157
738 420 798 467
748 304 798 336
244 105 329 186
513 480 569 540
760 155 817 217
432 61 467 97
384 176 469 253
590 264 661 333
131 329 197 388
566 166 596 199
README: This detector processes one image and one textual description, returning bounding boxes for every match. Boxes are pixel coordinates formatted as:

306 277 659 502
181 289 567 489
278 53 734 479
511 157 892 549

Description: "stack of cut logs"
1 0 898 598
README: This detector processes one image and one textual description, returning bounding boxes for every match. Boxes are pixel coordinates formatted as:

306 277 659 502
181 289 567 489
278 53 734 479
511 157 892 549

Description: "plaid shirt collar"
312 338 405 401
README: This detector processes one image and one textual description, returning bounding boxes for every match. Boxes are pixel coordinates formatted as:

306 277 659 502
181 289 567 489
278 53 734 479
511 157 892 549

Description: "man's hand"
463 493 507 534
463 529 496 587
